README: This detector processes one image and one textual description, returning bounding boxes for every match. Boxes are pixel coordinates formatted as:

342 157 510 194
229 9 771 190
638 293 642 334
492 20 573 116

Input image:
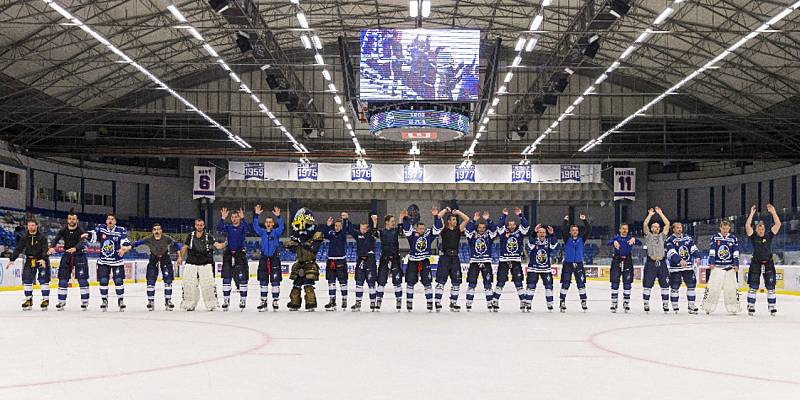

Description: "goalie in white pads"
178 219 226 311
701 220 741 314
744 204 781 316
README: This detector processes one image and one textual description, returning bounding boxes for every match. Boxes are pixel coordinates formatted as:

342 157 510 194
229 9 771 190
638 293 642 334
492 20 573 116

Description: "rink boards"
0 256 798 295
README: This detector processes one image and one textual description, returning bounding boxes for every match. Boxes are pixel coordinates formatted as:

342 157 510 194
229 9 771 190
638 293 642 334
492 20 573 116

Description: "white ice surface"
0 281 798 400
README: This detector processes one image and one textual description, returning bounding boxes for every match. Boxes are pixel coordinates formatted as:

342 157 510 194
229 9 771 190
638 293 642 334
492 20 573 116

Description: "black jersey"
439 227 462 254
749 231 774 262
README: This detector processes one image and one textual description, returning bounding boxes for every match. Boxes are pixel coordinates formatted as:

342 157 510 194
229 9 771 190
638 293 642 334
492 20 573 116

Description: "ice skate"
581 300 588 312
272 300 279 311
81 302 88 311
257 300 269 312
547 303 553 312
769 305 777 316
351 300 362 312
56 301 66 311
525 302 532 312
341 299 348 310
221 298 230 311
662 302 670 314
146 300 154 311
559 300 566 313
644 303 650 313
748 304 755 316
492 300 500 312
610 302 617 313
449 301 461 312
239 299 246 311
40 299 49 311
426 301 433 312
118 298 126 312
21 297 32 311
434 301 442 312
370 301 377 312
466 303 472 312
406 300 413 312
100 298 108 312
396 299 402 311
375 299 382 310
324 299 337 311
165 299 175 311
623 301 630 313
688 305 699 314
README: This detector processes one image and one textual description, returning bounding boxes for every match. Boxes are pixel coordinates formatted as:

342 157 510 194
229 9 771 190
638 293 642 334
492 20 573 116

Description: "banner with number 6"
193 166 216 201
613 168 636 201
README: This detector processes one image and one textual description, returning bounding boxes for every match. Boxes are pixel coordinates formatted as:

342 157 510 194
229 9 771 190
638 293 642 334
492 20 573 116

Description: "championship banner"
454 165 475 183
403 165 424 183
613 168 636 201
511 165 532 183
560 164 581 182
297 163 319 181
192 166 215 201
350 163 372 182
228 162 602 184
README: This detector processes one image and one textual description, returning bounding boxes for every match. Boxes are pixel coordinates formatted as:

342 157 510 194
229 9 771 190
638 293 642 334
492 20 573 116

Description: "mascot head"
291 208 316 240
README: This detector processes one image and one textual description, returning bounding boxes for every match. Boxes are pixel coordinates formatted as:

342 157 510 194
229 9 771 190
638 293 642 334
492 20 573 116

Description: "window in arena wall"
0 170 4 187
37 187 53 201
5 172 18 190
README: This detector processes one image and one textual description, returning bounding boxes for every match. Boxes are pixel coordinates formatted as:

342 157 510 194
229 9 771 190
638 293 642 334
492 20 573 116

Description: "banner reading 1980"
228 162 602 184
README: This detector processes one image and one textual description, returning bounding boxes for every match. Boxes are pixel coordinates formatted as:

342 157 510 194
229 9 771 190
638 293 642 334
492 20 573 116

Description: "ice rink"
1 281 798 400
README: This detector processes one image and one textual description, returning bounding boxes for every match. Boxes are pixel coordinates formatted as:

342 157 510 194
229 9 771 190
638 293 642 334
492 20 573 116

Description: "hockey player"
48 211 90 311
701 220 741 315
347 214 379 311
435 207 469 312
132 223 179 311
321 213 350 311
607 223 642 313
464 211 497 311
400 206 443 312
6 219 50 311
375 214 402 311
560 214 591 312
177 219 225 311
285 208 324 311
744 204 781 316
217 207 250 311
493 207 530 312
525 224 558 312
87 214 132 311
252 205 284 312
642 207 670 313
665 222 700 314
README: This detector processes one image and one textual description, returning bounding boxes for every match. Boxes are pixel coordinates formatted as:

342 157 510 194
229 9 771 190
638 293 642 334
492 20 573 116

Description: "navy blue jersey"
349 223 376 257
708 233 740 269
88 224 131 266
666 234 700 272
378 228 400 257
402 216 442 262
217 219 250 251
527 235 558 273
496 214 529 262
607 235 642 258
321 220 350 260
465 219 497 263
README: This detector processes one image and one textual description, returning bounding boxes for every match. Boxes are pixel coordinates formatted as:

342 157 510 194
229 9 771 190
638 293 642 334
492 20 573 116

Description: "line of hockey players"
4 203 782 315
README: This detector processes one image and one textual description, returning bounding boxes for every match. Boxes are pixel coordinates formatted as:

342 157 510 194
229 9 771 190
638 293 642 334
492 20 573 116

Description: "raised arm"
455 210 470 232
656 207 670 233
516 207 530 235
643 208 654 235
767 203 781 235
431 206 443 236
745 205 756 237
561 216 570 242
217 207 230 233
579 214 591 241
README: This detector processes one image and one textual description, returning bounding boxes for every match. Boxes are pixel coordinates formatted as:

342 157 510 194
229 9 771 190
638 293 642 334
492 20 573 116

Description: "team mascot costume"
286 208 324 311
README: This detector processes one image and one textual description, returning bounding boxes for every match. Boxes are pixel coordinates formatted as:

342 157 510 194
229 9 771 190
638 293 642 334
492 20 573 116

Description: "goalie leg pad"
198 263 218 311
181 264 200 310
723 268 741 314
702 268 725 314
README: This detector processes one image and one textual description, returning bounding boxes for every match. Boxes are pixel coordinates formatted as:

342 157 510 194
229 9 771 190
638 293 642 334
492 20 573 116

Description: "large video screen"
359 29 480 101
